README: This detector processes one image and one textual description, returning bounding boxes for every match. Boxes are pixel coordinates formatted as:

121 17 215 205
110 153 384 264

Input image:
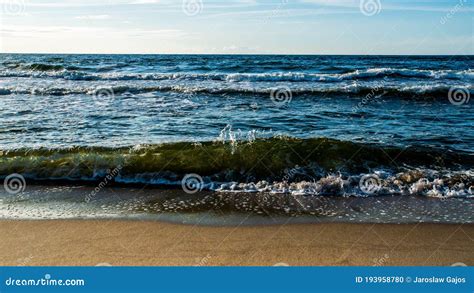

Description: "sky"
0 0 472 54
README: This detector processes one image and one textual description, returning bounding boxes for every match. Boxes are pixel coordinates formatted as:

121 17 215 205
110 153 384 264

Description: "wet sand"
0 220 472 266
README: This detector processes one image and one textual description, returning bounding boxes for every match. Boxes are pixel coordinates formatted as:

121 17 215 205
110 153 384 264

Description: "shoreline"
1 220 472 266
2 184 473 224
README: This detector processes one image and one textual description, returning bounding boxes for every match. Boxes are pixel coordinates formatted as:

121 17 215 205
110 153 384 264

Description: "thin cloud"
75 15 111 20
0 25 186 38
130 0 160 4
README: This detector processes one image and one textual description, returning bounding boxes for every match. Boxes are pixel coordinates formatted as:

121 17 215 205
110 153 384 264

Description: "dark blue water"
0 54 473 151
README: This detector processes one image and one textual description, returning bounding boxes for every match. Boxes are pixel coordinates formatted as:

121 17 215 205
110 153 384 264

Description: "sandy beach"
1 220 472 266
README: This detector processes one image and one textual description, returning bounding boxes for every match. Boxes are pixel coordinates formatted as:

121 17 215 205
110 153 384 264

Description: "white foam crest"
1 68 472 82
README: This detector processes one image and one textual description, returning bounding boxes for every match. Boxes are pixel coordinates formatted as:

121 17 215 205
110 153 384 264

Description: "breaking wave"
1 68 473 82
1 84 471 99
1 137 472 198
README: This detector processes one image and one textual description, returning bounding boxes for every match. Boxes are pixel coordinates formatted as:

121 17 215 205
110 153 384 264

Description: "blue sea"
0 54 472 224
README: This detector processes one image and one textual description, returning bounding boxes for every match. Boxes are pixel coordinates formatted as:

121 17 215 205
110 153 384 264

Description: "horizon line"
1 52 473 56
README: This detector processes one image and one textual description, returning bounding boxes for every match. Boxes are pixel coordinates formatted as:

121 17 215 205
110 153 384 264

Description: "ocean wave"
25 63 65 71
1 83 472 99
3 62 88 72
1 68 473 82
0 138 472 198
112 170 474 199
